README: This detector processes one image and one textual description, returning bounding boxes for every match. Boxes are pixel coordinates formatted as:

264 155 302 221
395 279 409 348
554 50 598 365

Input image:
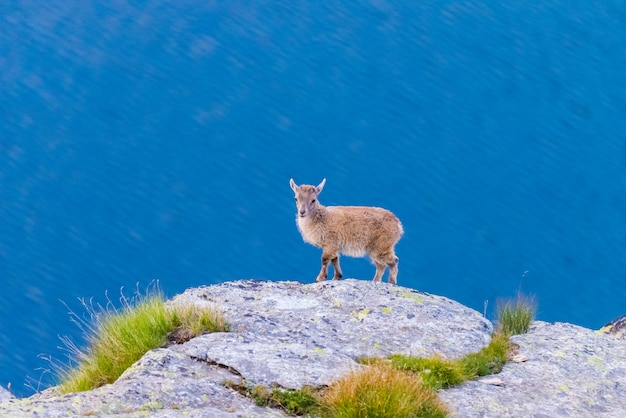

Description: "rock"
169 279 493 389
5 280 625 417
439 321 626 417
598 315 626 340
510 354 528 363
0 386 13 402
0 279 491 416
3 348 284 417
478 377 505 386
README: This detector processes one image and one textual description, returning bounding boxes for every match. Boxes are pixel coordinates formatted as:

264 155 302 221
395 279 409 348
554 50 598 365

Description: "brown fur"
289 178 403 284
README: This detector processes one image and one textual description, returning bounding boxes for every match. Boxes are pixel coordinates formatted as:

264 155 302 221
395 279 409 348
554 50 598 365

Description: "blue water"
2 1 626 397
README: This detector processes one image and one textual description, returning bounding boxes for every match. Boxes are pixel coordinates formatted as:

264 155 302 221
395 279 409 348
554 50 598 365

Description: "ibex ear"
289 178 298 192
316 178 326 193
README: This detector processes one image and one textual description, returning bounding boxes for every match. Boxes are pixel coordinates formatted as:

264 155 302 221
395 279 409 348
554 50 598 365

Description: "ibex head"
289 178 326 218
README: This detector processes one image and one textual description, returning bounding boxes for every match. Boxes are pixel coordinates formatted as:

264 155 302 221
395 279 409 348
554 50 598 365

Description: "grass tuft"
496 292 536 336
321 363 448 418
169 303 228 335
224 382 321 416
57 287 227 394
386 355 468 390
271 387 320 416
458 332 510 377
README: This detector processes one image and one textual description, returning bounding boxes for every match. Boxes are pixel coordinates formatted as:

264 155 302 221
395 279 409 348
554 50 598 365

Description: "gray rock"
1 348 284 417
0 279 491 416
439 321 626 417
0 386 13 402
18 280 626 417
169 279 493 389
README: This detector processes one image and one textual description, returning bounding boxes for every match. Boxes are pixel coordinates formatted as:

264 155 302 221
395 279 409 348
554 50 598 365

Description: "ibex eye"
312 199 316 203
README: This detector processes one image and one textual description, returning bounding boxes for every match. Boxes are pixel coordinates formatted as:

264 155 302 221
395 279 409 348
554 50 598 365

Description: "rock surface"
169 278 493 390
1 279 624 417
0 280 491 417
440 321 626 417
0 386 13 402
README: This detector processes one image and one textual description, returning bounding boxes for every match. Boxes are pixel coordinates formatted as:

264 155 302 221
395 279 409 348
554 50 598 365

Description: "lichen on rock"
598 315 626 340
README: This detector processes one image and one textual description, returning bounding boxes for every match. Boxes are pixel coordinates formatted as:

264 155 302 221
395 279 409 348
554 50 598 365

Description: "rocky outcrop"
440 321 626 417
0 279 624 417
0 280 490 417
168 278 493 390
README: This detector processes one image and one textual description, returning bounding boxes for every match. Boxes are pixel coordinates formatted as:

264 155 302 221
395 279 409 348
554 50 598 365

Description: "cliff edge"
1 279 625 417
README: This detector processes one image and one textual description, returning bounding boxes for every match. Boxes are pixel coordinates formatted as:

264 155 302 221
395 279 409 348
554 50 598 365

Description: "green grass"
458 331 510 377
224 382 321 416
496 292 536 335
57 288 227 394
358 330 510 393
385 355 468 389
321 363 448 418
269 387 320 416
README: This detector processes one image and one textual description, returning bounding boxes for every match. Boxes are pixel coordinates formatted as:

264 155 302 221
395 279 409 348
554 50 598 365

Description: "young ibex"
289 178 403 285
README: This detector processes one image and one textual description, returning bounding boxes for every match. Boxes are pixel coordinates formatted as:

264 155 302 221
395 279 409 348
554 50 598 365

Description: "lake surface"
2 1 626 397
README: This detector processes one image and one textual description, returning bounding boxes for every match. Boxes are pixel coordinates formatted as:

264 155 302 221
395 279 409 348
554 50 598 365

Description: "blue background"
2 1 625 396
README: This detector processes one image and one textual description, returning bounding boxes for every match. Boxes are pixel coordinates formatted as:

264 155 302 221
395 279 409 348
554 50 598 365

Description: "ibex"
289 178 403 285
